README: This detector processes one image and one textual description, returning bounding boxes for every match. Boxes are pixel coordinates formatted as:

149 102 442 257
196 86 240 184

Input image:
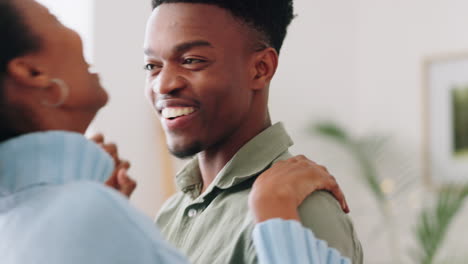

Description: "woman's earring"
41 78 69 107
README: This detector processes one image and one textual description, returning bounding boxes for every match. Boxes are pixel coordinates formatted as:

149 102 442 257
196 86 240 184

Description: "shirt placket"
177 197 208 248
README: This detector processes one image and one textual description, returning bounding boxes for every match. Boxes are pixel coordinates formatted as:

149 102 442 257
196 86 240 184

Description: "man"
143 0 363 263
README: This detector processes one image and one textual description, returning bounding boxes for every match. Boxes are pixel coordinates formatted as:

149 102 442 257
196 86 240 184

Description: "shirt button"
188 209 197 218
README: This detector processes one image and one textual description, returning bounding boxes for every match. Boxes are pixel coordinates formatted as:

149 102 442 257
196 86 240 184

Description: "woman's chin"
95 88 110 109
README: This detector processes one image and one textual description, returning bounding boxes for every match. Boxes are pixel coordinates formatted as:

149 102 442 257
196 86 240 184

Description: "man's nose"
152 67 187 95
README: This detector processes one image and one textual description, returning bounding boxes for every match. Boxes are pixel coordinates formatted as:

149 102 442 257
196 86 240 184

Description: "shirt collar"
176 122 293 198
0 131 114 197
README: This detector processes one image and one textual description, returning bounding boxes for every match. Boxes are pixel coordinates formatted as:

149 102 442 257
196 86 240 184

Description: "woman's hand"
249 155 349 223
90 134 137 198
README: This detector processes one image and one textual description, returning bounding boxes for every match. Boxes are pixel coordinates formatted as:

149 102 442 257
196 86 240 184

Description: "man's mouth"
161 107 196 120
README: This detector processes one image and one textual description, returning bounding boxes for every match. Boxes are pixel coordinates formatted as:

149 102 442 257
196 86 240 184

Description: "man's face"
144 3 255 157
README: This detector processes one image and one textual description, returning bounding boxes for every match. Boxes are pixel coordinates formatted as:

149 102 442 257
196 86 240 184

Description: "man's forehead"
148 3 244 36
145 6 247 52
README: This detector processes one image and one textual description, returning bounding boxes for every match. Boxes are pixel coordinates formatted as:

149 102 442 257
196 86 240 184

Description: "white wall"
37 0 94 63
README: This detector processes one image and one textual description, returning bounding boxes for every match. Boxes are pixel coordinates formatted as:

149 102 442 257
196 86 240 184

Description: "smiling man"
143 0 363 263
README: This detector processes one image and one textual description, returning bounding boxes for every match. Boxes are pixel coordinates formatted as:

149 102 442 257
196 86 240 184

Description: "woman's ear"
6 57 65 108
249 47 278 91
7 56 50 89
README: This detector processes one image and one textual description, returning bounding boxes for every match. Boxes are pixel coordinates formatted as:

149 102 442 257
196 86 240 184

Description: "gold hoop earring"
42 78 69 107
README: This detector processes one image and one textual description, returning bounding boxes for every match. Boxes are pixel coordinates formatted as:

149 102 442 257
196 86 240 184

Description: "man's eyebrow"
144 47 155 56
144 40 213 57
173 40 214 54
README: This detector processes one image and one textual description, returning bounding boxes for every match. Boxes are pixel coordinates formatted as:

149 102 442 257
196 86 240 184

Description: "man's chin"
168 142 203 159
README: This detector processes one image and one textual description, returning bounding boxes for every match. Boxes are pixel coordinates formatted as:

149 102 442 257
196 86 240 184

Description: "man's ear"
249 47 278 91
7 57 50 89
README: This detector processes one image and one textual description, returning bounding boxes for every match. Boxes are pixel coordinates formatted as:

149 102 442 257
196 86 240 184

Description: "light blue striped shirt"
0 131 350 264
253 219 351 264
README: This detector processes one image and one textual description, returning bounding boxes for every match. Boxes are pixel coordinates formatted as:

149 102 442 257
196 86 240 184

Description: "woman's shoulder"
47 181 153 236
12 181 187 263
44 181 132 217
13 181 154 251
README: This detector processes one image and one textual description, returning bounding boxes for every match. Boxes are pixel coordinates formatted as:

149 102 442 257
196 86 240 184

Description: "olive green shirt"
156 122 363 264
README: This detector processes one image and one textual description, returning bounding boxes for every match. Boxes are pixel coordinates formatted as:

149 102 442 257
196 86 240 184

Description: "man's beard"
169 141 203 159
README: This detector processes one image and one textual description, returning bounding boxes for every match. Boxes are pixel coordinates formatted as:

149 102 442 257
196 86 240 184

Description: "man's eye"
144 64 155 71
183 58 205 65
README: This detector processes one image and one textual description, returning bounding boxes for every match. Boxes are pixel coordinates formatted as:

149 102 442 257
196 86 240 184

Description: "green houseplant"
309 121 468 264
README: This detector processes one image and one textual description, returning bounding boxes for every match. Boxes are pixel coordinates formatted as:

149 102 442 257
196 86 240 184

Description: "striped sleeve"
253 219 352 264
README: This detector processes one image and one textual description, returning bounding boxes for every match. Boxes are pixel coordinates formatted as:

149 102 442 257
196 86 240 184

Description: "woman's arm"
253 219 351 264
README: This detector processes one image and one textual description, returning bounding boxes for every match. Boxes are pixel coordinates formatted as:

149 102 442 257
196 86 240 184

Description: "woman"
0 0 351 263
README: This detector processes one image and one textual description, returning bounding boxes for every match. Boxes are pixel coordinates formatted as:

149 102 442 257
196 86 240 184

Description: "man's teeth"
162 107 196 119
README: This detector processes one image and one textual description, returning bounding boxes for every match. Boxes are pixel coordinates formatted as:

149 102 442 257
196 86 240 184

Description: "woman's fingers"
90 133 104 144
117 168 137 197
328 182 349 213
90 134 135 198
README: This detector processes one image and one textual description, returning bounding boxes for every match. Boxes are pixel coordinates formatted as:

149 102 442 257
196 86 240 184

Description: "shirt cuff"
252 218 351 264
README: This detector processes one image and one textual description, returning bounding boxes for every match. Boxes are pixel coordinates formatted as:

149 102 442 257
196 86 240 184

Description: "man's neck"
198 117 271 193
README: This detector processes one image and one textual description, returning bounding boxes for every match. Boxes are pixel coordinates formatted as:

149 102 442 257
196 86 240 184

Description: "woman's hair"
0 0 41 142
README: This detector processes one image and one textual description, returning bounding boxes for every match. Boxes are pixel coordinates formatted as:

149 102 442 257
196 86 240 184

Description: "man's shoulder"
271 150 294 163
298 190 344 215
298 191 363 264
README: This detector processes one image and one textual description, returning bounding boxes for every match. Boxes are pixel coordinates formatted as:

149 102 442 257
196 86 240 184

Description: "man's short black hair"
151 0 294 53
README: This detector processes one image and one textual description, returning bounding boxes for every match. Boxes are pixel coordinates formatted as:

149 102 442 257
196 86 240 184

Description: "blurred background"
37 0 468 263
